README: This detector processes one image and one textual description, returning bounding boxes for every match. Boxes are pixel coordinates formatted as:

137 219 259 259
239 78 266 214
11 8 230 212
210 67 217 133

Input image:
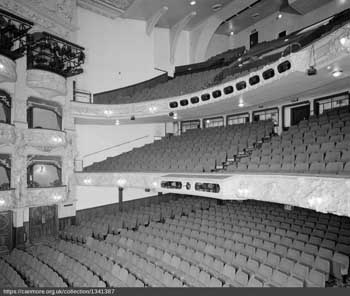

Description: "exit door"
29 205 57 243
291 104 310 126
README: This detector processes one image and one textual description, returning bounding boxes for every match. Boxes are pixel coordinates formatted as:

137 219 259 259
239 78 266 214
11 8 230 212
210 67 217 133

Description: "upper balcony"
26 32 86 99
72 9 350 122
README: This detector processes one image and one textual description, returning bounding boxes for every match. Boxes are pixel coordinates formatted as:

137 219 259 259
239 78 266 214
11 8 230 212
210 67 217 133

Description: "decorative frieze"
0 55 17 83
26 69 67 99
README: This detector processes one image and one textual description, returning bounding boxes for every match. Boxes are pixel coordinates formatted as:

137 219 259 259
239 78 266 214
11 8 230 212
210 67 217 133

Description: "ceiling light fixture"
190 1 196 6
115 119 120 125
0 63 4 69
332 69 343 78
230 31 234 36
238 96 244 108
277 13 283 19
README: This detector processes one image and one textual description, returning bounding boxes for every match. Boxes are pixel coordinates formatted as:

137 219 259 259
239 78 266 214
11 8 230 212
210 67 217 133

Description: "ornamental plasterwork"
0 55 17 83
0 124 15 145
0 0 75 38
24 129 67 152
26 69 67 99
21 186 68 207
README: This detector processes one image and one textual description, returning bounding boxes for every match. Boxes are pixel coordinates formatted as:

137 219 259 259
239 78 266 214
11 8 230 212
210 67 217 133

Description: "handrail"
82 135 151 159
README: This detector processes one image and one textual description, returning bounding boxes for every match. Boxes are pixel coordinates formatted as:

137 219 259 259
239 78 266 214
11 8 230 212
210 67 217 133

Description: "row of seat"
0 258 27 287
2 249 67 287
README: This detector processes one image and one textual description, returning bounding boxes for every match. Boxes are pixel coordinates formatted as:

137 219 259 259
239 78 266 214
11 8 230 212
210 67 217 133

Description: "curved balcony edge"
24 129 67 152
75 172 350 217
0 54 17 83
26 69 67 99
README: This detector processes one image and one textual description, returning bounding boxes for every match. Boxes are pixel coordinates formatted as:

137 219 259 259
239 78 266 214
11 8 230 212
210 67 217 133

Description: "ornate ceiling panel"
77 0 135 19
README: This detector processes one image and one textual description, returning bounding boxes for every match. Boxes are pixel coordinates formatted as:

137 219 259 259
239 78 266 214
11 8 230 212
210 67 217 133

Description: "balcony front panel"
23 186 68 208
24 129 66 152
26 69 67 99
76 172 350 217
0 189 15 210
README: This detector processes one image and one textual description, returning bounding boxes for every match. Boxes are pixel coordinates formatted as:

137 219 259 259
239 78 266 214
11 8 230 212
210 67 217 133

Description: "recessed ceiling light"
332 69 343 78
190 1 196 6
277 13 283 19
230 31 234 36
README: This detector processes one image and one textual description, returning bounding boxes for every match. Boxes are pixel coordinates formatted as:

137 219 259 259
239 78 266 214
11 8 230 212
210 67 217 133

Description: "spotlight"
332 69 343 78
230 31 234 36
277 13 283 19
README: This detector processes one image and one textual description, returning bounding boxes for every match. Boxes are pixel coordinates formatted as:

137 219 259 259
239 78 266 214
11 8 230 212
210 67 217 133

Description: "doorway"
250 31 259 48
29 205 58 243
0 211 12 254
290 104 310 126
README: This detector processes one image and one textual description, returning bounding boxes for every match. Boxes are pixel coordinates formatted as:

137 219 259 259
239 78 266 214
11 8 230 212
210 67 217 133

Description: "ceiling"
123 0 233 30
78 0 334 34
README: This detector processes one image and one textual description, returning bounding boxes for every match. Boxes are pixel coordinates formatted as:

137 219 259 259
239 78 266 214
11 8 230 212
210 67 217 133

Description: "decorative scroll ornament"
0 55 17 83
26 69 67 98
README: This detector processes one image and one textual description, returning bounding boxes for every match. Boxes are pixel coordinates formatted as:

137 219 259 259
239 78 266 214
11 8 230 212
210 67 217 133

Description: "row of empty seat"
56 195 350 287
85 120 274 173
227 106 350 175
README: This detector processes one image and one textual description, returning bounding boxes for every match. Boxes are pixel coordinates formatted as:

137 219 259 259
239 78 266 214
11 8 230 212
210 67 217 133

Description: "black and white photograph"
0 0 350 292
